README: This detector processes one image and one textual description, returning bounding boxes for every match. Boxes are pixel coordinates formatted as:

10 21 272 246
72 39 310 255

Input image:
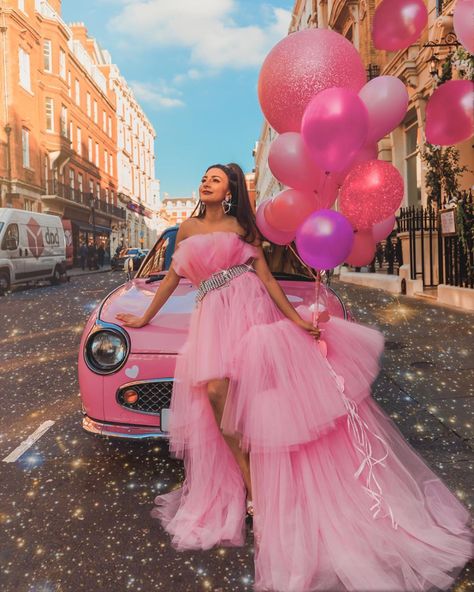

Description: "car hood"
99 277 344 354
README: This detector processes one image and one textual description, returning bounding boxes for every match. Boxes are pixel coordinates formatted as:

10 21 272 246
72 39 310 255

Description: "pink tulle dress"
150 230 473 592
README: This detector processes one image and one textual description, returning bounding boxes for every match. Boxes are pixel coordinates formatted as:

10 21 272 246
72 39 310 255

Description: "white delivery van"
0 208 67 294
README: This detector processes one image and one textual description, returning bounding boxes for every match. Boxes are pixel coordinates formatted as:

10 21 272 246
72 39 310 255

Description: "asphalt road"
0 272 472 592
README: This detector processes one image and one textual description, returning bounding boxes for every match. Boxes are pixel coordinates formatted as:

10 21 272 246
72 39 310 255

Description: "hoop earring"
222 199 232 214
199 199 206 212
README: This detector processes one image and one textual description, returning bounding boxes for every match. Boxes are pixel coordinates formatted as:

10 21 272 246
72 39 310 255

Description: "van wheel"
0 272 10 296
50 266 62 285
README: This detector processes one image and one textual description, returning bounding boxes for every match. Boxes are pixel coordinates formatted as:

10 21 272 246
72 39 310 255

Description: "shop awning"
71 221 112 233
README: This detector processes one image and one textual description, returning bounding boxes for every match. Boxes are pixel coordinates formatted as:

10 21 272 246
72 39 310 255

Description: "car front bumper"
82 413 169 440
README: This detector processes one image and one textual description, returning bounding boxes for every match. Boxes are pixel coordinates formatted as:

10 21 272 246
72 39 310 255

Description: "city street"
0 273 472 592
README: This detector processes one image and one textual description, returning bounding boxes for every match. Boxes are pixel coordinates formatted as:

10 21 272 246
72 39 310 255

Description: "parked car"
0 208 67 294
111 247 146 271
78 225 352 439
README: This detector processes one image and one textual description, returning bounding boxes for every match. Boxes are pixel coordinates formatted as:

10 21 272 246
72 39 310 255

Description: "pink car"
79 226 353 439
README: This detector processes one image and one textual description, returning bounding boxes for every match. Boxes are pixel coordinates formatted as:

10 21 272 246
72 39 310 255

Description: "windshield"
126 249 140 255
137 227 316 280
0 222 4 235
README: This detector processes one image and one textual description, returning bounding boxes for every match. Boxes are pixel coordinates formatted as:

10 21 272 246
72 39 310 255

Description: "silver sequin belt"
195 261 256 303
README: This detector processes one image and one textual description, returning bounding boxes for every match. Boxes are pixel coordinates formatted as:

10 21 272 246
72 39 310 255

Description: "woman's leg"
207 378 252 499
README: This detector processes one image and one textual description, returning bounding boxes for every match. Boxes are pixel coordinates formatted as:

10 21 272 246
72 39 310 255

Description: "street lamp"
89 194 96 245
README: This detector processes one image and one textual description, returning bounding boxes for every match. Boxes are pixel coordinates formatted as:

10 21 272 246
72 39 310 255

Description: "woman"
116 163 472 592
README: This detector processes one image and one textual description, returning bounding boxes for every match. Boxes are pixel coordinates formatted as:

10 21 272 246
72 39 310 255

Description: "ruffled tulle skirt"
150 272 473 591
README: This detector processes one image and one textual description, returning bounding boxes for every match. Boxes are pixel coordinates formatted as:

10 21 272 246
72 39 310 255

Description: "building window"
59 48 66 79
78 173 83 193
22 128 30 168
18 47 31 92
60 104 68 137
77 127 82 156
105 188 109 203
95 142 99 167
88 137 93 161
96 182 100 200
69 168 75 191
104 149 108 173
86 92 91 117
67 70 71 97
111 190 114 205
18 0 25 12
89 179 94 195
109 153 113 176
404 111 421 206
45 97 54 132
102 111 107 132
93 100 98 124
43 39 52 73
75 79 80 106
108 116 112 137
69 121 73 142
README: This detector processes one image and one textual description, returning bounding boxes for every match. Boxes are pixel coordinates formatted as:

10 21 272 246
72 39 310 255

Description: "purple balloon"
295 209 355 270
373 0 428 51
359 76 409 143
426 80 474 146
301 87 369 173
256 200 295 245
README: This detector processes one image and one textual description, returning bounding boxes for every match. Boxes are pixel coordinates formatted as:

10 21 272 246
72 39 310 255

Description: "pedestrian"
115 163 472 591
87 242 97 270
97 243 105 268
79 242 88 271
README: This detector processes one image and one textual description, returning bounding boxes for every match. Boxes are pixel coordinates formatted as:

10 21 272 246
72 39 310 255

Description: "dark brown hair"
189 162 262 246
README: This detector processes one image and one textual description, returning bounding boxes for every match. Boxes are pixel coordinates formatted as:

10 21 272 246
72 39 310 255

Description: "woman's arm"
252 245 320 338
116 223 188 327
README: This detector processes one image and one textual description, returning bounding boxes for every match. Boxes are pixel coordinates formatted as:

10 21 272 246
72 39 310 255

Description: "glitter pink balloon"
425 80 474 146
256 199 295 245
372 0 428 51
295 209 354 270
454 0 474 54
346 230 376 267
258 28 366 133
301 87 369 173
264 188 319 233
339 160 404 230
359 76 409 143
268 132 321 191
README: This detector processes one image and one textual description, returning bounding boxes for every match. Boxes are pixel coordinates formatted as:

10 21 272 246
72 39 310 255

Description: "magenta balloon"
372 214 396 242
295 209 355 270
268 132 322 191
256 200 295 245
346 230 376 267
339 160 405 230
372 0 428 51
425 80 474 146
258 28 366 133
301 87 369 173
317 173 340 209
454 0 474 54
359 76 409 143
333 143 378 186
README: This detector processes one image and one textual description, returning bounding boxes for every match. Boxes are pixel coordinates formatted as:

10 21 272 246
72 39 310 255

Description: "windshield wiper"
145 274 166 283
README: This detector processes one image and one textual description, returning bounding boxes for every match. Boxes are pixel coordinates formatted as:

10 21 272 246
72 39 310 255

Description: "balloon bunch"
256 28 406 272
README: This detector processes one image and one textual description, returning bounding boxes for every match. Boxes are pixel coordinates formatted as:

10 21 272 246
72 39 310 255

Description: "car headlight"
85 323 130 374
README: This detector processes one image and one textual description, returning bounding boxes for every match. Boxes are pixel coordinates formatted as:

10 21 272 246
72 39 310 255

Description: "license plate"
160 408 170 432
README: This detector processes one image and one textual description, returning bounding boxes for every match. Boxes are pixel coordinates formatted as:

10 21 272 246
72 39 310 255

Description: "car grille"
117 380 173 415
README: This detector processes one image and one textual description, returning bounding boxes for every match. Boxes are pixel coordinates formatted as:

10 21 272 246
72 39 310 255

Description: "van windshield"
0 222 3 235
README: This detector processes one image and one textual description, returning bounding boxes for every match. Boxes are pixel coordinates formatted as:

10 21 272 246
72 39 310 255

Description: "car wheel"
0 271 10 295
50 266 62 285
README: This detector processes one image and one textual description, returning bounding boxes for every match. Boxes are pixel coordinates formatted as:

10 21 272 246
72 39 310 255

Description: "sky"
61 0 294 198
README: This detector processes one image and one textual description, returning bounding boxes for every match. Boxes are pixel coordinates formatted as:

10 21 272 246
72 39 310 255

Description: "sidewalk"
67 265 113 278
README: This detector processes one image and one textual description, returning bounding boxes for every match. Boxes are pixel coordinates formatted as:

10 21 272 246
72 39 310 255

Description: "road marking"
2 420 55 463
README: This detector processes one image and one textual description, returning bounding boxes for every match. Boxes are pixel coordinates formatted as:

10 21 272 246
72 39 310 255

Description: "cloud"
129 80 185 109
108 0 291 71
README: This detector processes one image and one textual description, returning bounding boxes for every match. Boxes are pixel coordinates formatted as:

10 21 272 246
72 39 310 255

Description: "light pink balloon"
256 199 295 245
258 28 366 133
373 0 428 51
454 0 474 54
268 133 321 191
346 230 376 267
372 214 396 242
426 80 474 146
264 188 319 233
339 160 405 230
301 87 369 173
359 76 409 143
317 173 340 209
333 143 378 187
